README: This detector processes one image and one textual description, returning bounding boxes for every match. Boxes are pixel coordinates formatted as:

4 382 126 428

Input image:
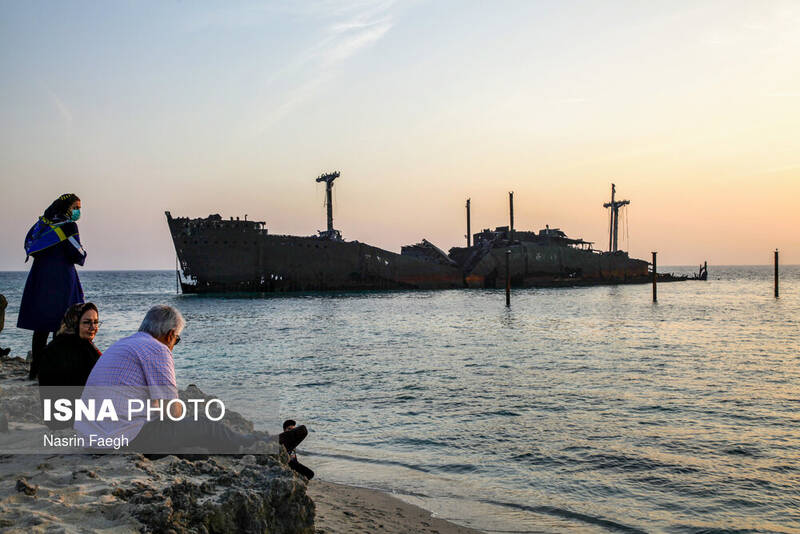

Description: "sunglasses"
174 334 181 345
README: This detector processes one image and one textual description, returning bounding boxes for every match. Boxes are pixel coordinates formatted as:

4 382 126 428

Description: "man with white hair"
76 304 258 453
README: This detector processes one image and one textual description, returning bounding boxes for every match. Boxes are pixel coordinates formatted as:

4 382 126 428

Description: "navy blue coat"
17 222 85 332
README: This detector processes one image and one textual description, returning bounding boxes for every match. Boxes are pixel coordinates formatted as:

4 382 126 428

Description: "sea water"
1 266 798 533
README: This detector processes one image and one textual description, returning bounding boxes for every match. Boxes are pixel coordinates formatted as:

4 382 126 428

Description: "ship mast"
316 171 341 240
603 183 630 252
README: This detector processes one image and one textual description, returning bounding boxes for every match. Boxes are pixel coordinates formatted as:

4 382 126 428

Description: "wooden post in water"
652 251 657 302
466 198 471 247
775 249 779 299
505 249 511 307
509 191 515 243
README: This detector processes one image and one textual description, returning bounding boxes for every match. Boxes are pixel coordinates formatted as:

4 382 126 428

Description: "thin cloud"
301 0 397 20
323 21 392 63
263 76 327 127
180 1 395 32
47 91 73 124
252 1 396 132
330 17 389 34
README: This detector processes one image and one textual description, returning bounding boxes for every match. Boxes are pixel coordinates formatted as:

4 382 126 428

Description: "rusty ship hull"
451 243 650 288
166 212 463 293
449 222 651 288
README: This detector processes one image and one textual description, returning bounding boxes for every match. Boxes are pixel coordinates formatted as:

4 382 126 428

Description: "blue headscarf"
24 193 82 261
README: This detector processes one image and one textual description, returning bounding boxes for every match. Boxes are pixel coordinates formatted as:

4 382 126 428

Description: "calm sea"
1 266 798 533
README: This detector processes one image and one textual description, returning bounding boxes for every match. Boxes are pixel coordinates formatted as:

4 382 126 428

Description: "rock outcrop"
0 355 316 533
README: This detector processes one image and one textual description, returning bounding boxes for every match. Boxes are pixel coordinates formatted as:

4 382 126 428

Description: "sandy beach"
308 480 482 534
0 355 483 533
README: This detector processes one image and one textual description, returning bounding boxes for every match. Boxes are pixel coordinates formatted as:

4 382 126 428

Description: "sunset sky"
1 0 798 270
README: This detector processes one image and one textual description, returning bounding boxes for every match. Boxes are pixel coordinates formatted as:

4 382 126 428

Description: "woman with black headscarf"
17 193 87 379
38 302 102 430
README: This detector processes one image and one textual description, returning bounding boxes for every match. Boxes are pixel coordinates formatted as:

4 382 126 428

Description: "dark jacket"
38 334 101 430
17 222 85 332
38 333 100 388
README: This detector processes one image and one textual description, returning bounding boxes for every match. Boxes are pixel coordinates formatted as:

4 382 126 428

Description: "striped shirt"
75 331 178 444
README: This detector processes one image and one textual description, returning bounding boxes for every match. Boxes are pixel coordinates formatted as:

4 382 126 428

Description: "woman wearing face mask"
17 193 87 380
38 302 102 429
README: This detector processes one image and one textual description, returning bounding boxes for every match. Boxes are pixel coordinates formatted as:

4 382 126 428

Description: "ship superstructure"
448 188 648 288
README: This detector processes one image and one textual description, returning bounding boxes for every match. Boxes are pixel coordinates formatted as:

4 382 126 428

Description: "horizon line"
1 264 797 273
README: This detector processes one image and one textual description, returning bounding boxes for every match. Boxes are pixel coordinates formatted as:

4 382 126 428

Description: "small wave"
722 446 761 457
482 499 646 533
632 475 716 497
571 451 699 475
632 404 680 413
562 445 592 452
436 463 478 474
254 368 293 376
295 381 333 387
480 409 521 417
760 464 798 474
393 437 450 448
304 450 431 473
677 528 760 534
719 497 763 509
510 452 564 467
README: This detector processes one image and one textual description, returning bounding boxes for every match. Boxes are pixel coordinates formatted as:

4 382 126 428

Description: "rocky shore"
0 355 315 533
1 452 314 533
0 355 482 533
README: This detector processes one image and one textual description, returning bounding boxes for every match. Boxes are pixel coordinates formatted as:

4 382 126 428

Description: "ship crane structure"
316 171 342 241
603 183 630 253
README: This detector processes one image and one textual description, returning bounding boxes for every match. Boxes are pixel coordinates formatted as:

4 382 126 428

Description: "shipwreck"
166 175 685 293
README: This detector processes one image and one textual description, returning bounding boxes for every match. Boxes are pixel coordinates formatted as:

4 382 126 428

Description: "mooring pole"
466 198 471 247
509 191 514 243
652 251 657 302
775 249 779 298
505 249 511 307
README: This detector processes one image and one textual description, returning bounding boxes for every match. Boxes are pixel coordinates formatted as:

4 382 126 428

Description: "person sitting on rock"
75 305 263 453
280 419 314 480
38 302 102 387
38 302 102 429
